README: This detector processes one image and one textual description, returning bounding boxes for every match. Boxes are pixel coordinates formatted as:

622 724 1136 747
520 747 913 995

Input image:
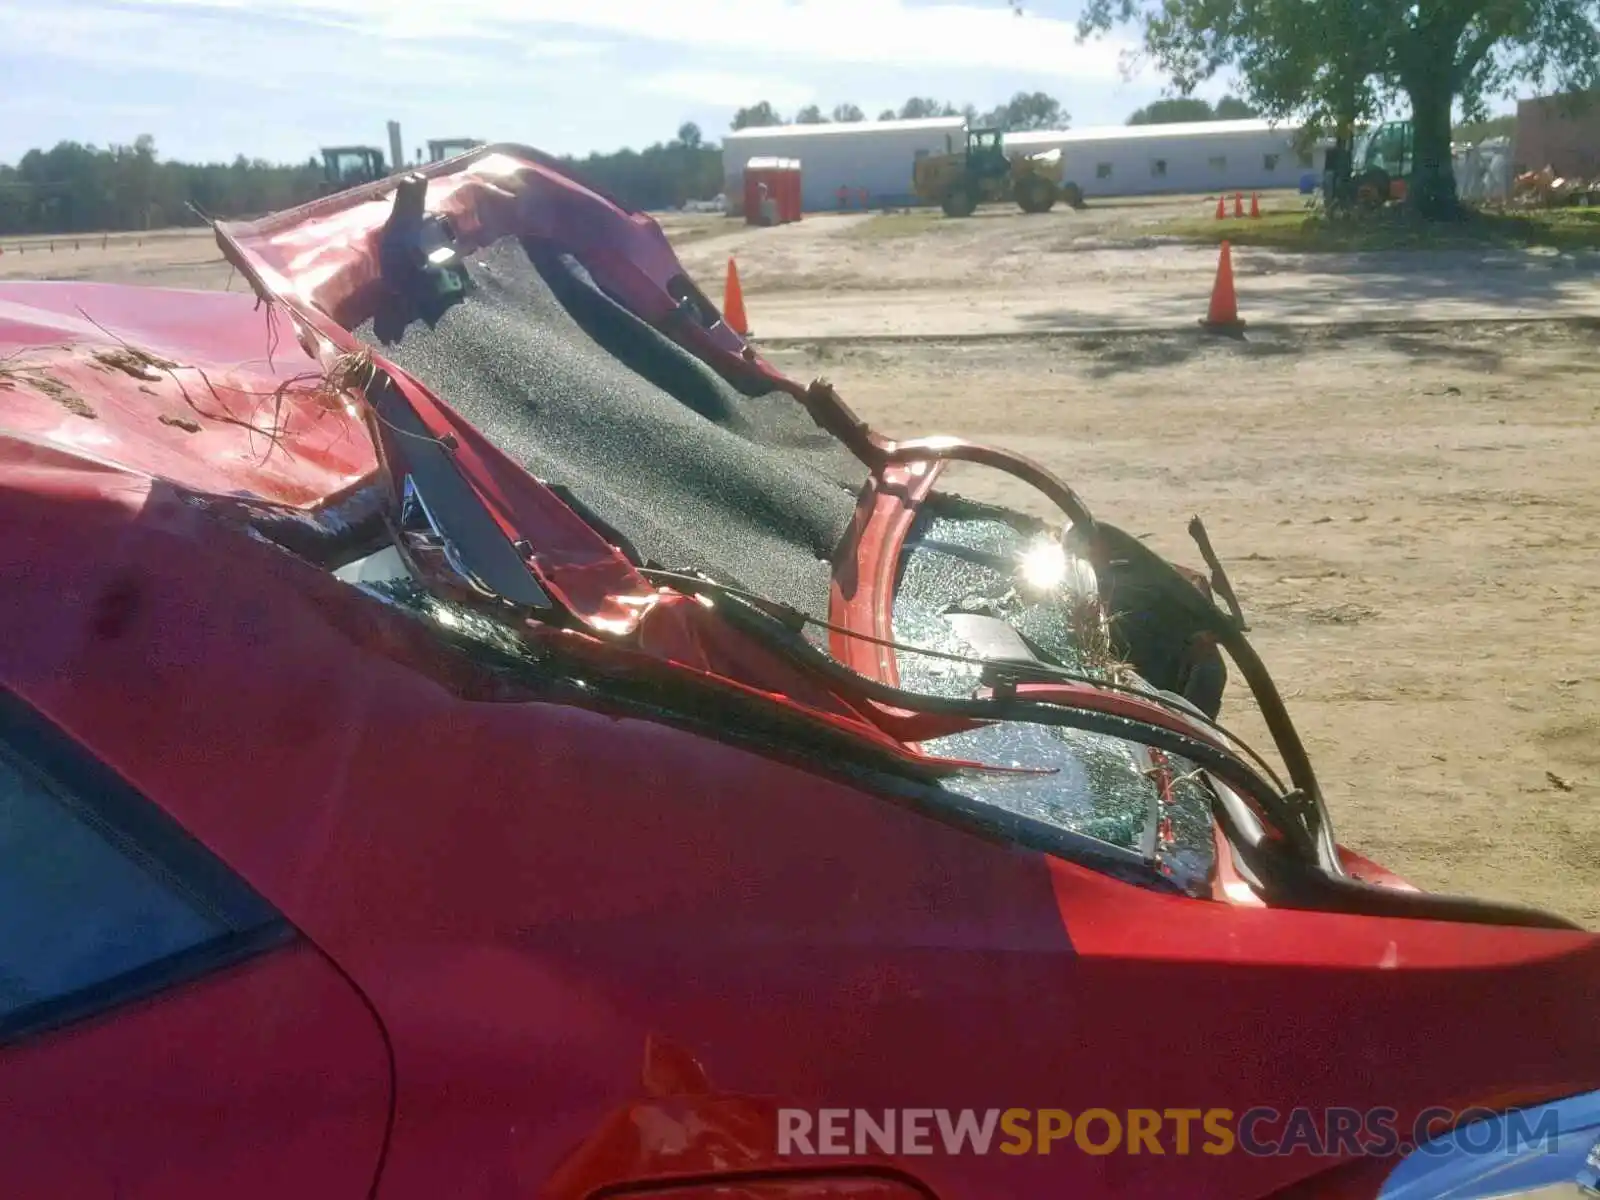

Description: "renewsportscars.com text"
777 1106 1562 1158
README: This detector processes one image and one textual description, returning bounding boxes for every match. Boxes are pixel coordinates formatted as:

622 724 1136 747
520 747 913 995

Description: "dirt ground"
5 196 1598 927
0 227 245 290
12 197 1596 330
671 200 1600 334
765 323 1600 928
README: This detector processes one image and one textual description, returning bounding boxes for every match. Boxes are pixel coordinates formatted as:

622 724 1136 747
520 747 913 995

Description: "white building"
722 116 966 213
1005 119 1326 198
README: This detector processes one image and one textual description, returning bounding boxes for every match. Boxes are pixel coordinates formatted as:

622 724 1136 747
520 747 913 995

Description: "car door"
0 690 393 1199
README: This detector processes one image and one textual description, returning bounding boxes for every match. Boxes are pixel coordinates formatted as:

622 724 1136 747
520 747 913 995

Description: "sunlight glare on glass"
1018 539 1069 591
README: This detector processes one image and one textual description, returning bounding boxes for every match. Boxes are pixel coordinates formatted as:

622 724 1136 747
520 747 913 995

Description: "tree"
1387 1 1599 214
121 135 159 229
0 138 327 234
1126 95 1258 123
898 97 964 119
1127 97 1217 124
794 104 828 124
731 101 784 130
0 117 730 236
832 103 866 122
980 91 1067 130
877 108 897 120
1083 0 1388 162
565 137 724 209
1078 0 1600 216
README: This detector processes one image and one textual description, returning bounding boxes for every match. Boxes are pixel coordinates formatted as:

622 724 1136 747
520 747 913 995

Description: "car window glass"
0 749 229 1021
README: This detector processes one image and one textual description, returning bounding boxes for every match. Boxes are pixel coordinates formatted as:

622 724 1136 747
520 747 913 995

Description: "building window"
1298 150 1314 169
1208 155 1227 173
1096 162 1113 179
1151 158 1168 178
1264 153 1280 171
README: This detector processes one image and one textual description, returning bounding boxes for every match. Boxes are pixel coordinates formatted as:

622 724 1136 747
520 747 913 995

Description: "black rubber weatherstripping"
689 589 1583 932
357 236 867 621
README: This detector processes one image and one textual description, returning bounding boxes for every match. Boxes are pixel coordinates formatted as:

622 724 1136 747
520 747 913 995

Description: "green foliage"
731 101 784 130
0 138 325 235
0 130 725 236
899 97 964 118
890 92 1069 128
1076 0 1600 216
1127 95 1258 124
0 92 1071 237
1148 205 1600 252
1128 97 1216 124
736 93 1067 130
559 136 725 212
1082 0 1392 136
979 91 1070 130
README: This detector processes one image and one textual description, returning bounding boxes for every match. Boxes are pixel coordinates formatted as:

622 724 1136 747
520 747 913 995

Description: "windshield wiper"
636 566 1302 842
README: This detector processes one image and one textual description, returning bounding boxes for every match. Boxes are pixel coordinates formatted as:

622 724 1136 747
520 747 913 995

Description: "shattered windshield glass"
319 229 1215 892
893 504 1216 894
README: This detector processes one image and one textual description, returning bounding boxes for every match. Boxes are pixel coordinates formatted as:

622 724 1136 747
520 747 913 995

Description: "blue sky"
0 0 1246 166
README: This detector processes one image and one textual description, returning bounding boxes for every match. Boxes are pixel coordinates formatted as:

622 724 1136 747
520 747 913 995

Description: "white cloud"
0 2 597 98
526 38 613 59
634 70 815 111
0 0 1157 161
518 0 1130 75
0 93 171 120
91 0 1135 76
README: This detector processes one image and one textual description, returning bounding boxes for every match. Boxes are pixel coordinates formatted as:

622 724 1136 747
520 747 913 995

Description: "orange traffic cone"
1200 241 1245 334
1214 194 1226 220
1250 191 1261 218
1232 191 1244 218
723 256 750 337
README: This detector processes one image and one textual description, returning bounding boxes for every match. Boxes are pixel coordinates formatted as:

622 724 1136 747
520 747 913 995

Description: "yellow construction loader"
912 129 1085 218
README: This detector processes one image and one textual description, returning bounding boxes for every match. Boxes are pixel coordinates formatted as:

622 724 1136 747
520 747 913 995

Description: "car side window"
0 693 288 1042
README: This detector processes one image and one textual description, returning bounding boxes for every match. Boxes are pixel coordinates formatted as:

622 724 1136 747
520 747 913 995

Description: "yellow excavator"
913 128 1084 218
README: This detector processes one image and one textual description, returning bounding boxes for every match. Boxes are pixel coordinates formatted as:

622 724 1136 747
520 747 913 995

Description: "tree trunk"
1406 72 1460 219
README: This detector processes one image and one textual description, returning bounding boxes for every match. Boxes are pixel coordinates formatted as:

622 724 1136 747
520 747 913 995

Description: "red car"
1 146 1596 1200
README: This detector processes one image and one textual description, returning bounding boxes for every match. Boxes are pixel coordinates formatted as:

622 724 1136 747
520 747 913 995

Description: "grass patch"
843 211 947 240
1148 205 1600 253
